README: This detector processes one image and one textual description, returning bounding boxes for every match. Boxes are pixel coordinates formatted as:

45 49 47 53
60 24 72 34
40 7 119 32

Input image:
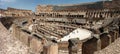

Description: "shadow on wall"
0 17 14 29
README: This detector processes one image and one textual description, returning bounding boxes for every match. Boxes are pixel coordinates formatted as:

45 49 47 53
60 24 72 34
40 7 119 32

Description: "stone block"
82 37 101 54
100 33 110 49
58 42 68 50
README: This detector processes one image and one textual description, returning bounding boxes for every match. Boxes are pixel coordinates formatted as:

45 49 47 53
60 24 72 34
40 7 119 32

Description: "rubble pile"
0 22 29 54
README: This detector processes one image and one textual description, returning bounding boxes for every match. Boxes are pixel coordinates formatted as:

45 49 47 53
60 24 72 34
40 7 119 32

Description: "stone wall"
82 37 100 54
0 8 6 17
82 30 119 54
100 33 111 49
112 0 120 8
11 18 120 54
36 5 53 15
12 24 29 45
30 37 43 53
12 24 43 53
35 0 120 18
43 43 58 54
4 7 33 17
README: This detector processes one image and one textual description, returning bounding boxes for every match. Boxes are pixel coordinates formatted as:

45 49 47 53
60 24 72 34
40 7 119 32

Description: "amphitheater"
0 0 120 54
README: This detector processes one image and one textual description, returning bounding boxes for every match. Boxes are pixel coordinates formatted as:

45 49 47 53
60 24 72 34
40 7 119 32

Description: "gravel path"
0 22 29 54
95 37 120 54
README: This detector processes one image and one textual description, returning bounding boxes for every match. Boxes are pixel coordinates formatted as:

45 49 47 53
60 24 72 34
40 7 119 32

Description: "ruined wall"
11 23 120 54
0 8 6 17
12 24 43 53
36 5 53 15
82 37 100 54
4 7 33 17
11 17 120 54
100 33 111 49
82 30 119 54
43 43 58 54
35 0 120 18
30 37 43 53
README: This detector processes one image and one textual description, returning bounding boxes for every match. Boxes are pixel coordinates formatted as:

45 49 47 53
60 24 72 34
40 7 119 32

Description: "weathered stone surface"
0 22 29 54
94 38 120 54
109 31 115 42
68 38 79 54
12 24 30 46
58 42 69 50
82 37 100 54
43 43 58 54
119 26 120 37
30 37 43 53
19 31 29 45
100 33 110 49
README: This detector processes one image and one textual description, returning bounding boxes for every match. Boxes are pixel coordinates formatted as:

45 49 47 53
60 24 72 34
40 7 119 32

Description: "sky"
0 0 100 11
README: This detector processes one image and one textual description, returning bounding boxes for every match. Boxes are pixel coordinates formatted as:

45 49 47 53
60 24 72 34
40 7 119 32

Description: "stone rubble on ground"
0 22 30 54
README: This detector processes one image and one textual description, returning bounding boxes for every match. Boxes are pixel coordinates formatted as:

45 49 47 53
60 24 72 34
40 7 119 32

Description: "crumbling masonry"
0 0 120 54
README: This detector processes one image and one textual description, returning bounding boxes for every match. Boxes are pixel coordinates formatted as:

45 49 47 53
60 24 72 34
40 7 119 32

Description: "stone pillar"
109 31 115 42
43 43 58 54
28 36 32 47
11 24 16 38
113 31 117 40
114 30 119 39
103 12 106 18
68 38 79 54
16 26 21 40
107 34 112 44
119 25 120 37
97 38 101 50
100 33 111 49
82 36 101 54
